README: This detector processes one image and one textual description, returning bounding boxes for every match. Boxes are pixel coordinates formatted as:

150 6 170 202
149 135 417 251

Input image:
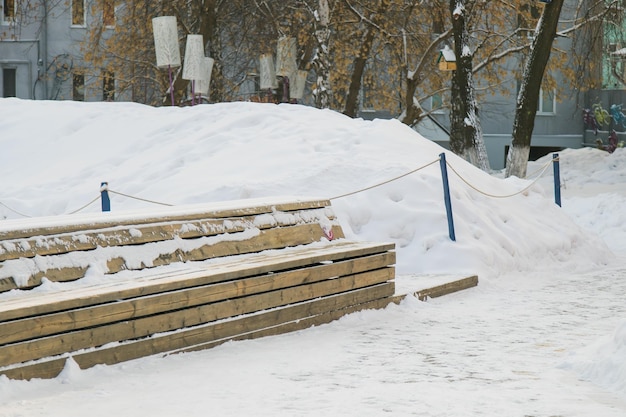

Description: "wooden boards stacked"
0 198 396 380
0 198 345 291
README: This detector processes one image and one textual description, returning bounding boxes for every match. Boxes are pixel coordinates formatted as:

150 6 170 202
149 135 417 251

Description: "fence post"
439 153 456 241
100 182 111 212
552 153 561 207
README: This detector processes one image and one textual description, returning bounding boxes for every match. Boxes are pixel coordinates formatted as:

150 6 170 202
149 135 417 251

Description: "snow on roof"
439 45 456 62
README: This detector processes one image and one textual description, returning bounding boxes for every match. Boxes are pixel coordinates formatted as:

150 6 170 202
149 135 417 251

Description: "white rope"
524 156 556 179
330 158 441 200
66 195 101 214
108 189 174 206
0 201 32 218
445 157 554 199
1 189 172 219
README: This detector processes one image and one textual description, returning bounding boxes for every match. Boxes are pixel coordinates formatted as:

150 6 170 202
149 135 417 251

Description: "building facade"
1 0 114 102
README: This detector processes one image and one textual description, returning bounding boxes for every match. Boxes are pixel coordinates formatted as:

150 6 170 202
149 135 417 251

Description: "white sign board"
152 16 181 68
259 53 278 89
276 37 297 77
290 70 308 99
196 57 215 96
182 35 205 81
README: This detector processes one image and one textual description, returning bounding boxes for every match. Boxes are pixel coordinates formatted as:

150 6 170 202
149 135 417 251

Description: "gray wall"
1 1 112 101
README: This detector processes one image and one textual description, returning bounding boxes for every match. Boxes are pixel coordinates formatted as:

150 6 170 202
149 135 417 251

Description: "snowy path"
2 262 625 417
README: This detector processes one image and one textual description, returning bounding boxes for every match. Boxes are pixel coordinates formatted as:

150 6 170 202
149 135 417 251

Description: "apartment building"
1 0 113 101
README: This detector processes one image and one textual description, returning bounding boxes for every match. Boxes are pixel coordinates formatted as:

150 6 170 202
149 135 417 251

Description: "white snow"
0 98 625 415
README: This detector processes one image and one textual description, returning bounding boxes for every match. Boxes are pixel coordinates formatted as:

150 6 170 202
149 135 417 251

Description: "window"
103 70 114 101
103 0 115 27
538 88 555 114
2 0 15 23
72 72 85 101
516 79 556 114
2 68 16 97
431 93 444 113
72 0 85 26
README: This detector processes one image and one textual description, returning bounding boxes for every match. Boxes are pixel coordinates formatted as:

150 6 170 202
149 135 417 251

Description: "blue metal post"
101 182 111 212
439 153 456 241
552 153 561 207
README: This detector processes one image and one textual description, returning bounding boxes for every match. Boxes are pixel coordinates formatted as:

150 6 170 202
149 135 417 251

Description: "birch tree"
449 0 490 171
312 0 332 108
505 0 565 178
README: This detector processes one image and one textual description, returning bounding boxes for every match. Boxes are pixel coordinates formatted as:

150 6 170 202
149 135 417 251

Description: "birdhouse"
437 46 456 71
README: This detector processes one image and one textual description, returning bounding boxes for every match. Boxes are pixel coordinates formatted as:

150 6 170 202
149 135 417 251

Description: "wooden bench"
0 197 396 380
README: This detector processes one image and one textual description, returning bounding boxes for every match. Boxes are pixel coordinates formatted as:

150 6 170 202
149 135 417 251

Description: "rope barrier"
329 155 556 201
66 195 101 214
0 188 171 219
524 156 556 179
329 158 441 200
445 156 554 199
0 201 32 218
108 189 174 207
0 155 560 220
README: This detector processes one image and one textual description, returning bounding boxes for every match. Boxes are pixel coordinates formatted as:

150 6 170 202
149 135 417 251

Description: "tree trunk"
312 0 332 109
505 0 565 178
449 73 465 155
399 73 422 126
449 0 490 171
343 0 390 118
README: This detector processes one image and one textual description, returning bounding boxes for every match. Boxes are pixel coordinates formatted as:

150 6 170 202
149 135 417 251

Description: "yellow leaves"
72 0 588 112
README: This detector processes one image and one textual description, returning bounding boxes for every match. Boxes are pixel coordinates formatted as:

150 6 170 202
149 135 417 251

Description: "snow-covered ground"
0 98 624 416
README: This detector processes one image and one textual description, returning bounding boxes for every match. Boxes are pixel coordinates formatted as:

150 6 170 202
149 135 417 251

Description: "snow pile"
0 98 618 280
560 319 626 398
0 98 625 416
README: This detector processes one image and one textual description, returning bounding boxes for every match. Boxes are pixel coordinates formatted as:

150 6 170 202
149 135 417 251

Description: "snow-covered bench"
0 197 396 380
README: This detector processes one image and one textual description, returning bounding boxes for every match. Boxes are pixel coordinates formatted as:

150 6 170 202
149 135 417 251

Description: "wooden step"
0 241 394 321
0 283 395 380
0 198 333 241
0 221 346 292
0 198 399 381
0 250 395 345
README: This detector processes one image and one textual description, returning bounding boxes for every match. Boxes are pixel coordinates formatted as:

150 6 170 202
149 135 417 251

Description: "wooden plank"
141 224 345 269
414 275 478 300
0 222 347 292
0 241 394 321
0 268 394 366
0 207 340 262
0 252 395 345
0 198 332 241
0 357 67 381
0 283 394 381
75 283 395 369
177 296 394 355
0 266 88 293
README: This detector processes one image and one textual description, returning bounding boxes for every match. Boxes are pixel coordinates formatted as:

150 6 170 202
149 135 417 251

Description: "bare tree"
312 0 333 108
342 0 390 118
506 0 566 178
448 0 490 171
